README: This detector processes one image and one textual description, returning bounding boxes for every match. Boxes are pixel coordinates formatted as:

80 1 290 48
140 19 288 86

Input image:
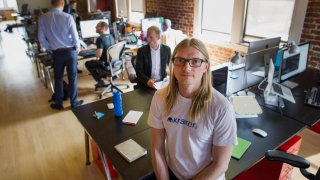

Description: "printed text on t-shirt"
167 117 197 129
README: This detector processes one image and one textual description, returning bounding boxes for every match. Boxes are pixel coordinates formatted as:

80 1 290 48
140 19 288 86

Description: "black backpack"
48 80 69 102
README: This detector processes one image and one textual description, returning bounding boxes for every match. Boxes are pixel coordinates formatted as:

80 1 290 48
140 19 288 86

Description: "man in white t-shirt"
148 38 237 179
161 19 187 53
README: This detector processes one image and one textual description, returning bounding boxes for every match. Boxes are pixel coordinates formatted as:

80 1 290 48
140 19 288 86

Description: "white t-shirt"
148 88 237 180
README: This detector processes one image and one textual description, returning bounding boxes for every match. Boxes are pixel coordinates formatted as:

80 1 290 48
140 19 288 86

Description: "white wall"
16 0 51 14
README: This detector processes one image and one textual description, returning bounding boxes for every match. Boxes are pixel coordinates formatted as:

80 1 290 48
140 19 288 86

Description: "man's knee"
85 60 96 68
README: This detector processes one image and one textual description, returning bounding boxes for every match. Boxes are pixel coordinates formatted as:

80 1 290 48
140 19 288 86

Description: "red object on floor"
90 139 119 179
235 136 302 180
309 121 320 134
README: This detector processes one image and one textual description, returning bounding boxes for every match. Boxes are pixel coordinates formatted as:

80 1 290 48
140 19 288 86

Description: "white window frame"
0 0 18 11
115 0 145 26
194 0 308 53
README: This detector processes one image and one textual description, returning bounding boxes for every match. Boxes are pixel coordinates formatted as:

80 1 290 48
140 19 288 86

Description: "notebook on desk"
232 137 251 160
114 139 147 163
122 110 143 125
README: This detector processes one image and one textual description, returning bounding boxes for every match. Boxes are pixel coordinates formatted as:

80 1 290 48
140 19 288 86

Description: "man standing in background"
38 0 83 110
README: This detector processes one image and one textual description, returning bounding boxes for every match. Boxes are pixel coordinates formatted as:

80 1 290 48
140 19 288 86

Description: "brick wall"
146 0 194 37
206 43 234 64
300 0 320 70
146 0 233 63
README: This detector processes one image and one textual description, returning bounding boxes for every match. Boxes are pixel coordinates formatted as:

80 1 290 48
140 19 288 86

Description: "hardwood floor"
0 25 318 180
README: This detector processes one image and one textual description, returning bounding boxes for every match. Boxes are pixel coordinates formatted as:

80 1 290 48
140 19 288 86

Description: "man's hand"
147 79 156 89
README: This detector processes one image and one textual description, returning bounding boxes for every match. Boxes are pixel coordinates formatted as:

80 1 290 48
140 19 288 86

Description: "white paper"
122 110 143 125
154 78 169 90
232 96 262 115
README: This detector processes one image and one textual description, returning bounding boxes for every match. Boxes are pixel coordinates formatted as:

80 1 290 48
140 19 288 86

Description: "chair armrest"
265 150 310 169
124 51 134 57
111 60 123 68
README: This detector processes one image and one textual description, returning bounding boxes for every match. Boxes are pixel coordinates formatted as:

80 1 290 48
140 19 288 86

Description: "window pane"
130 11 144 24
131 0 144 13
202 0 234 34
117 0 128 17
0 0 4 8
6 0 18 10
245 0 295 41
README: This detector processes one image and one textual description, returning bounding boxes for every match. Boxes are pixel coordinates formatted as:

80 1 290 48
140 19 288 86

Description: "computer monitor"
278 42 309 83
245 37 281 88
211 63 228 96
141 17 164 41
90 11 112 26
79 19 110 39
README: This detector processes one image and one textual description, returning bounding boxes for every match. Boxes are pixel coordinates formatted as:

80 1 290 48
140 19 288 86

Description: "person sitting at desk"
136 26 171 89
63 0 82 73
84 21 115 87
148 38 237 179
63 0 80 26
63 0 76 14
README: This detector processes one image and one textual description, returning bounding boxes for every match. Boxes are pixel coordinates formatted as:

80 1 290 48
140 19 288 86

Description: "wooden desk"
253 68 320 127
72 88 305 179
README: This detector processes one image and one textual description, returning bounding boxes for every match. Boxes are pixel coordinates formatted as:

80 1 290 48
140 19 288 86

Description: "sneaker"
95 80 107 88
71 100 84 108
50 103 64 110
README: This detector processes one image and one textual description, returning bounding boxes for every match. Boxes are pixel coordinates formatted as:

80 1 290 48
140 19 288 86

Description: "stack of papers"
231 96 262 118
114 139 147 163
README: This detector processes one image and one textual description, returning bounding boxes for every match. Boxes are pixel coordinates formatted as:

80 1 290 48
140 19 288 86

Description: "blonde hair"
164 38 212 122
147 26 161 35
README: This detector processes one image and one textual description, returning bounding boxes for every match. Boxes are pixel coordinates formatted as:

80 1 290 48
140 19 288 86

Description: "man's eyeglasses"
172 57 208 67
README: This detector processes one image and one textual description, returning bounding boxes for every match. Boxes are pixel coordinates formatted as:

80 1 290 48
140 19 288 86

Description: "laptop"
262 59 295 103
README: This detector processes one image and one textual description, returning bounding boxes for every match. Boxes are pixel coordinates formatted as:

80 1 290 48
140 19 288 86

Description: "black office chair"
96 41 130 99
265 150 320 180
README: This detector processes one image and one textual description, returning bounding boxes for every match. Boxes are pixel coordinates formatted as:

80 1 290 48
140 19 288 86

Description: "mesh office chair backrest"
108 41 126 61
107 41 126 78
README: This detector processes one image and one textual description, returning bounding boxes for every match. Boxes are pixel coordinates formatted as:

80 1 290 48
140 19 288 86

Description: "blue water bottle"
112 90 123 117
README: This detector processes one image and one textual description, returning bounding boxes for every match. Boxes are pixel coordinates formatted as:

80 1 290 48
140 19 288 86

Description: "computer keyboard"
305 86 320 108
272 83 283 95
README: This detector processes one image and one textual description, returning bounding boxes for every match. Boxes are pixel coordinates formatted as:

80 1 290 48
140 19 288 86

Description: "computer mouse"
252 128 268 137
